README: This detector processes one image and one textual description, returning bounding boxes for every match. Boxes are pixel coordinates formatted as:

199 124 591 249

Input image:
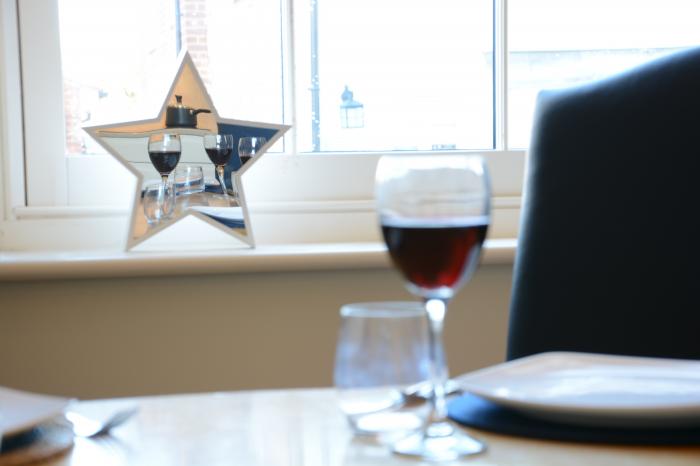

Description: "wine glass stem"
424 298 451 429
216 165 229 198
158 176 168 217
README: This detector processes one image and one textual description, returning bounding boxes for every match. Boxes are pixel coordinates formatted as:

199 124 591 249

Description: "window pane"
60 0 177 156
202 0 284 125
508 0 700 148
59 0 283 157
293 0 493 152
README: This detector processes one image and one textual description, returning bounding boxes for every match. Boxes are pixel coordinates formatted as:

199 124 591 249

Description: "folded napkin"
189 206 245 229
0 421 73 465
448 393 700 445
0 428 41 453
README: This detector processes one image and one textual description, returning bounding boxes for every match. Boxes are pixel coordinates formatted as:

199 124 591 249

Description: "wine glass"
148 133 181 185
237 136 267 166
148 133 181 220
203 133 234 198
374 154 490 461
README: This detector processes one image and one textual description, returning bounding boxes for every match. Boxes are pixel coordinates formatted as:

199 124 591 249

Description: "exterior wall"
179 0 210 85
0 264 512 399
61 0 208 156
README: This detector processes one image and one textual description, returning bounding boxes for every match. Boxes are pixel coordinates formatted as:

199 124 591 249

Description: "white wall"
0 263 512 399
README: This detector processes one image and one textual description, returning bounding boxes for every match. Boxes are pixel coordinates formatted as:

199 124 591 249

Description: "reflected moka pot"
165 95 211 128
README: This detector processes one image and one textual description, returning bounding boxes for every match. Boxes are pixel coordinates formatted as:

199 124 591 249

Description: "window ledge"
0 239 516 281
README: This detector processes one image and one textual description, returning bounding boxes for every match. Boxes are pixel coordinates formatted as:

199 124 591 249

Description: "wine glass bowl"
203 133 234 197
375 154 490 461
237 136 267 166
148 133 181 183
381 218 488 301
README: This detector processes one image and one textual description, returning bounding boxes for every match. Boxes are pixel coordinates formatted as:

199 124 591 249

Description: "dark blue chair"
507 47 700 361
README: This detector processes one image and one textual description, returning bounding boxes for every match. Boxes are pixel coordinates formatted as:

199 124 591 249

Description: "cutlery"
65 407 138 438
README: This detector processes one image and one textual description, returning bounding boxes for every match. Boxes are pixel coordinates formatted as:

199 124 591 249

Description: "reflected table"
44 388 700 466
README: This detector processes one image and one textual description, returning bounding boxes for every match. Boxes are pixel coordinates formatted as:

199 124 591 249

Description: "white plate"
456 352 700 428
0 386 71 436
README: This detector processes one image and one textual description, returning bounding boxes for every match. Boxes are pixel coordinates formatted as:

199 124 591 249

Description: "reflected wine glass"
148 133 181 185
148 133 181 220
375 154 490 461
237 136 267 167
203 133 234 199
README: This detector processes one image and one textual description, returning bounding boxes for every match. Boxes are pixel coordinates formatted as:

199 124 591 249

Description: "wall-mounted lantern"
340 85 364 129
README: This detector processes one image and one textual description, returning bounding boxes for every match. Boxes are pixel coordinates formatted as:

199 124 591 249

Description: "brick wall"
63 80 84 155
179 0 210 85
62 0 212 156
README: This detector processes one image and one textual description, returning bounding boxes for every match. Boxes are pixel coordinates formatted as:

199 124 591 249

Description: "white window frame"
0 0 524 251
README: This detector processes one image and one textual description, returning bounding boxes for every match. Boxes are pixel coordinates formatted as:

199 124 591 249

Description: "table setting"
2 153 700 465
0 387 137 465
2 359 699 466
83 51 289 250
138 130 259 231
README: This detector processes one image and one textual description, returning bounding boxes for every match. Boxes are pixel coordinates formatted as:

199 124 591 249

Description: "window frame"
0 0 524 251
1 0 25 218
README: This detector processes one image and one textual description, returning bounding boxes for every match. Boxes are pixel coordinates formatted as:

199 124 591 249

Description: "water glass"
230 172 239 200
173 165 204 195
143 181 176 224
334 302 430 435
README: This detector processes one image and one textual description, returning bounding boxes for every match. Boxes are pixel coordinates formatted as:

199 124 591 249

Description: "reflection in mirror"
96 123 281 249
84 52 289 251
93 124 285 250
217 123 278 191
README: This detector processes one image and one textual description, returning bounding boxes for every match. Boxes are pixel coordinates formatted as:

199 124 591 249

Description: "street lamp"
340 85 364 129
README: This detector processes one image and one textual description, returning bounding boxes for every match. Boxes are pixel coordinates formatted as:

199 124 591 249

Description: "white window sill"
0 239 516 281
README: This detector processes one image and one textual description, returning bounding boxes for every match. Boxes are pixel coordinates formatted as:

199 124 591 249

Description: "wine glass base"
208 194 238 207
392 423 485 461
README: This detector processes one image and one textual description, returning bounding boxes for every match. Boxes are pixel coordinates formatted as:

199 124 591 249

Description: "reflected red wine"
240 155 252 166
382 218 489 291
148 151 181 175
205 147 233 166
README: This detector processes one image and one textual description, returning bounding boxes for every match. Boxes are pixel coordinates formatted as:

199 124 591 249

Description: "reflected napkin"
189 206 245 229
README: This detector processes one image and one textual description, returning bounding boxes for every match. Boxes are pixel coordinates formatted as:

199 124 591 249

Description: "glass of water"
334 302 430 436
143 180 176 224
173 165 205 195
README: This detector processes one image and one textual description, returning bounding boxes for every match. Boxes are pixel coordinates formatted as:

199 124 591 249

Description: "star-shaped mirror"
85 52 289 250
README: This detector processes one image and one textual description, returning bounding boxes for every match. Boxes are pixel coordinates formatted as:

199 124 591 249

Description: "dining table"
22 387 700 466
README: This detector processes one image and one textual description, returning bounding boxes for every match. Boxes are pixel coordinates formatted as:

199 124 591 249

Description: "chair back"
507 47 700 361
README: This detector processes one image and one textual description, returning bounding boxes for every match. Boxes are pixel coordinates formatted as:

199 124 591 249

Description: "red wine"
381 217 488 293
205 147 233 166
148 151 181 175
240 155 253 166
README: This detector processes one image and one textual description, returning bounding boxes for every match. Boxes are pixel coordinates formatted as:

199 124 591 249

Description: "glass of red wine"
375 154 490 461
237 136 267 166
148 133 181 184
148 133 181 219
203 133 234 199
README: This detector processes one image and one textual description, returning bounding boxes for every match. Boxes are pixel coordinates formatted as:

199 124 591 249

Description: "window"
292 0 493 152
5 0 700 216
58 0 492 157
51 0 700 161
59 0 284 157
507 0 700 148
